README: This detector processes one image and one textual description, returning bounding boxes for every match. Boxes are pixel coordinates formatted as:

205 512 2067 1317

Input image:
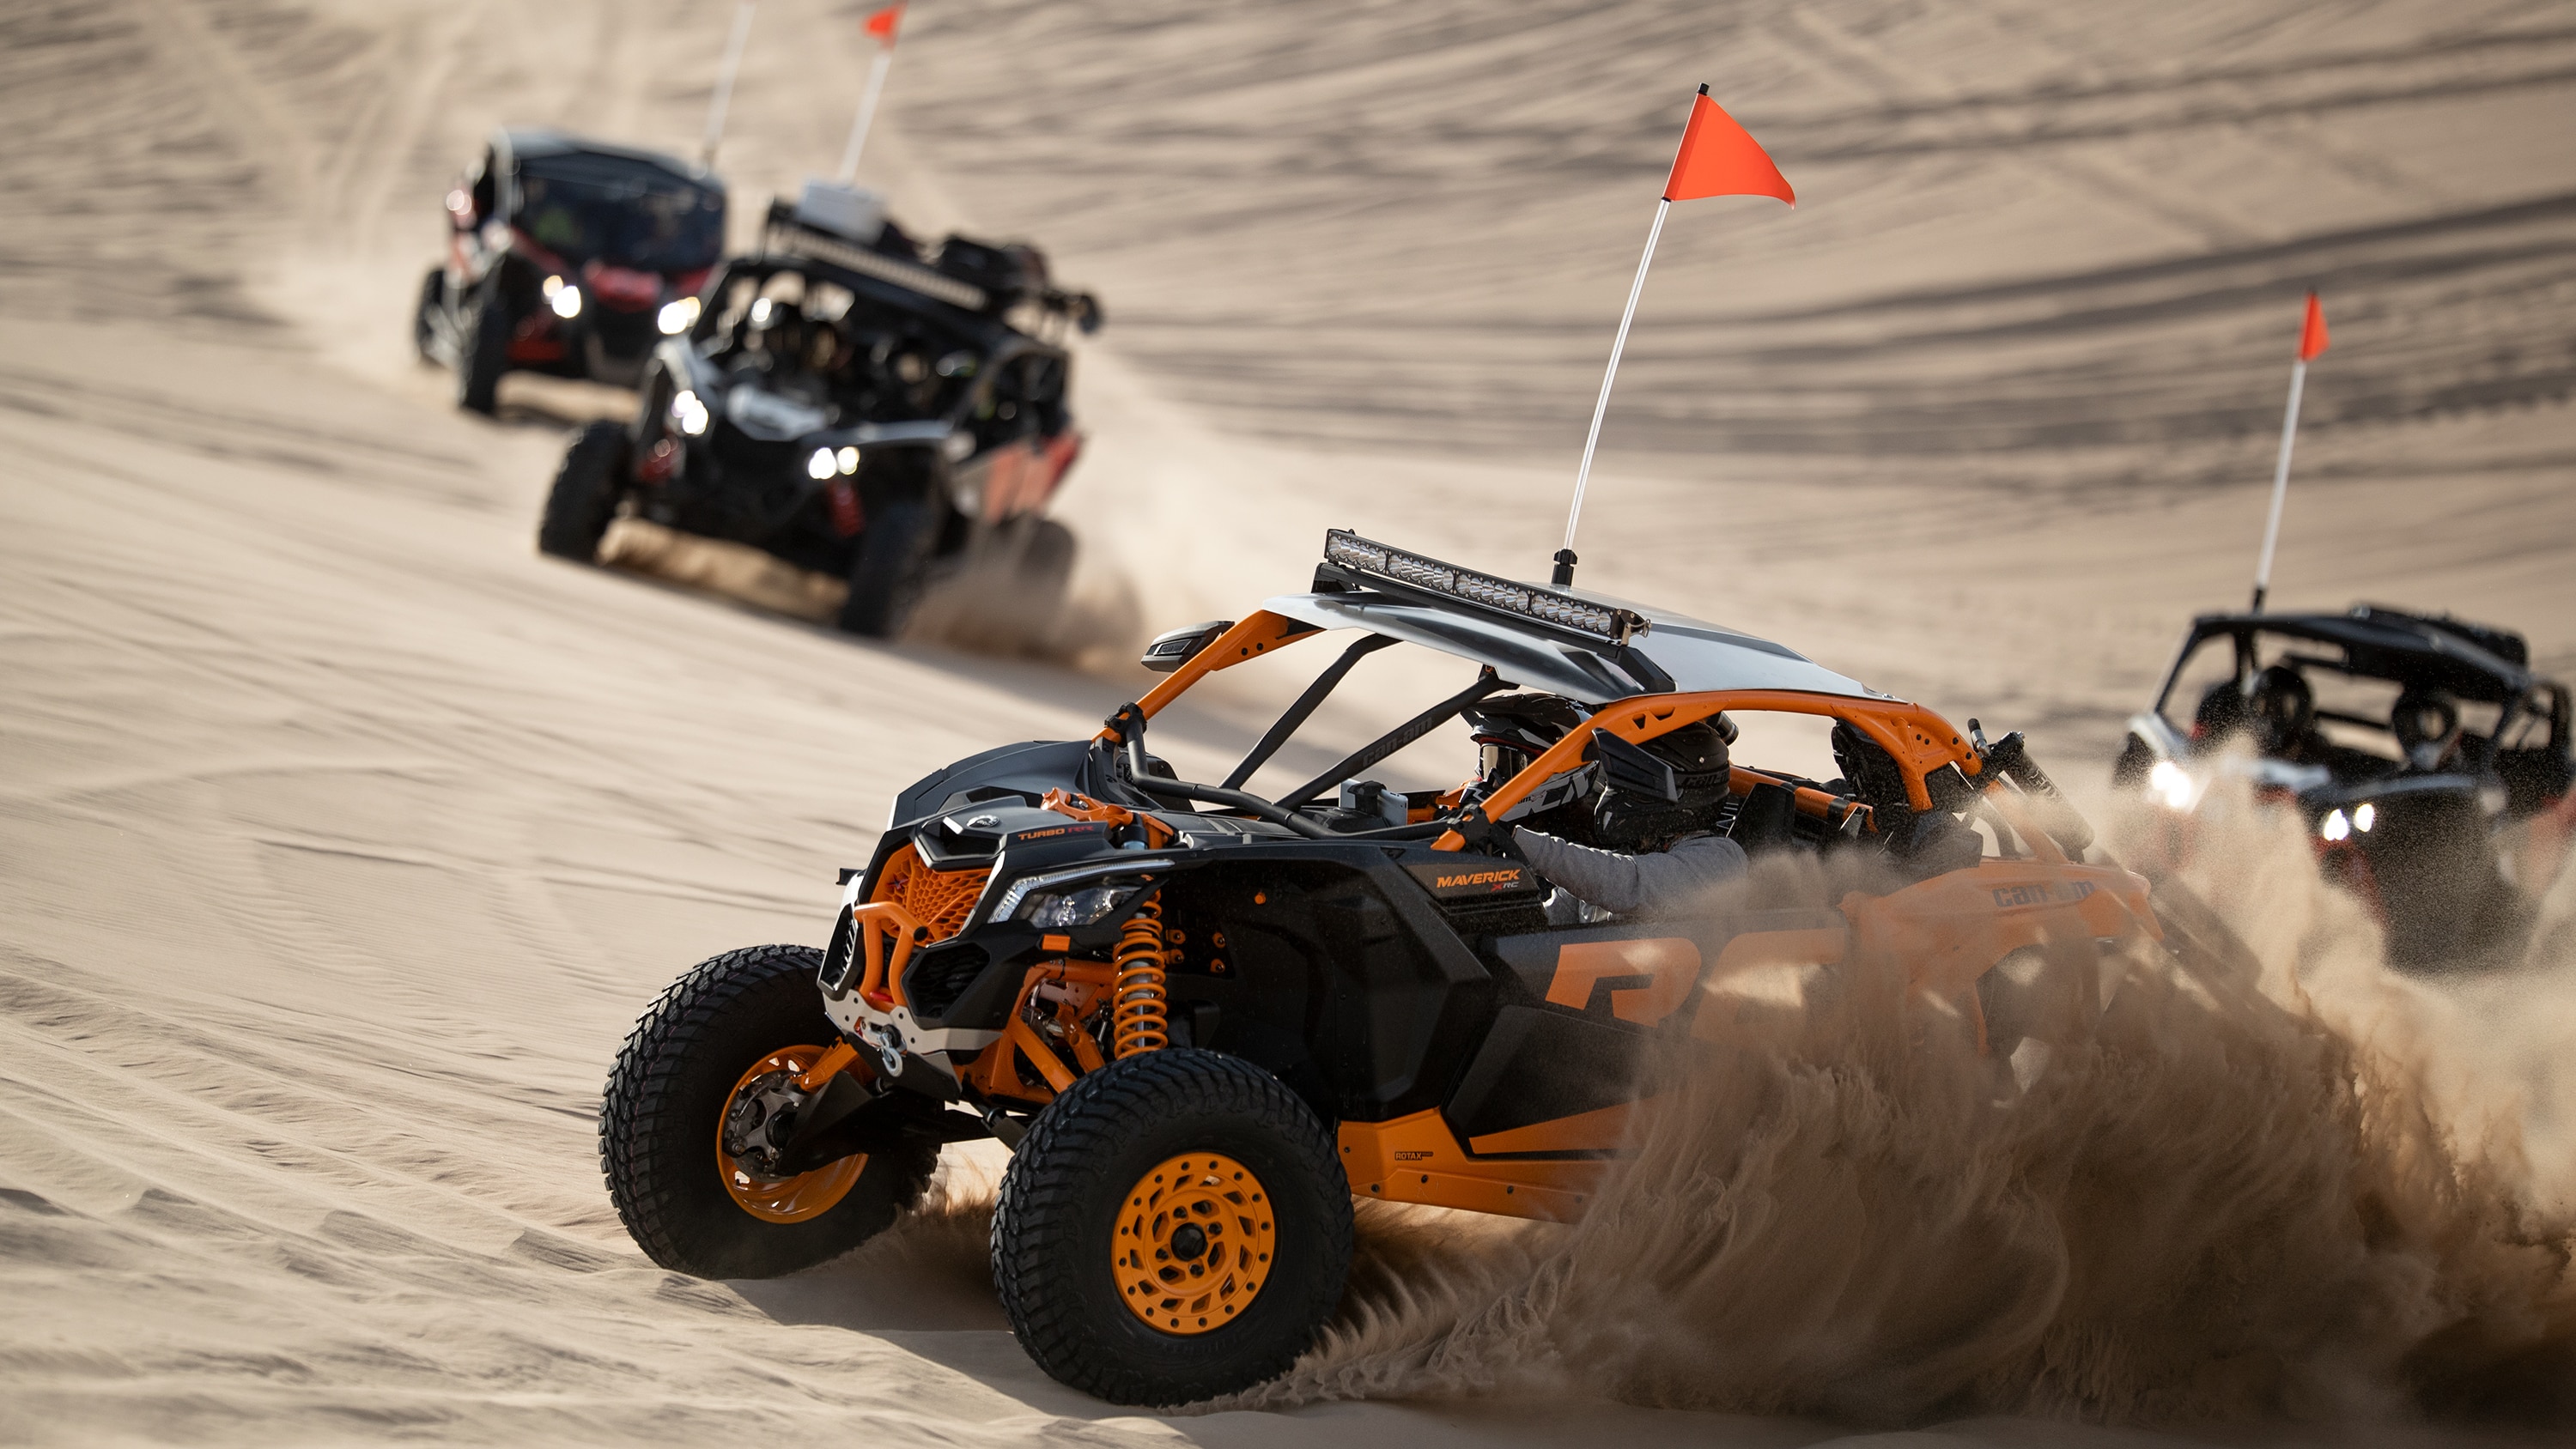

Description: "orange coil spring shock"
1111 897 1170 1058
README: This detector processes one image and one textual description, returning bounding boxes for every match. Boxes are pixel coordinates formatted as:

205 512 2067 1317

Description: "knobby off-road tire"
600 943 938 1279
538 421 630 562
836 499 937 637
455 282 512 415
992 1048 1352 1405
1015 517 1076 609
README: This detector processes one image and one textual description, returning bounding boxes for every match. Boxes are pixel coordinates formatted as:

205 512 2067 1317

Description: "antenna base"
1552 549 1577 587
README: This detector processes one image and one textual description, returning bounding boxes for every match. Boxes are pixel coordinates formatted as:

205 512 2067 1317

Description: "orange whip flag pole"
835 4 907 182
701 1 759 167
2250 291 2331 612
1556 83 1793 586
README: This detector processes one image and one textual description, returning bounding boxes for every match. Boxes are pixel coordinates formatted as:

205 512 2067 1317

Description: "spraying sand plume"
1195 803 2576 1426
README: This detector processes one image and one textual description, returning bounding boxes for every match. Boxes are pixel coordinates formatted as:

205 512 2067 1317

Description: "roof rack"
1318 530 1649 646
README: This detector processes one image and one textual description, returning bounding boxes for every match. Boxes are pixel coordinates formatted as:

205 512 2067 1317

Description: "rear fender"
1839 859 2160 1011
949 431 1081 524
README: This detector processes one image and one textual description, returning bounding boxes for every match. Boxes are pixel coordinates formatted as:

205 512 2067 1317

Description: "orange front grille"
872 844 989 943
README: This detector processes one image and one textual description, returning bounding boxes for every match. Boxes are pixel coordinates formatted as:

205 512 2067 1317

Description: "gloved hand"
1449 807 1522 858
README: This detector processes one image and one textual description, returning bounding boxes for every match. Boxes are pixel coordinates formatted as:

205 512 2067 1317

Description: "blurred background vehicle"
2113 604 2574 966
417 127 727 413
538 184 1100 637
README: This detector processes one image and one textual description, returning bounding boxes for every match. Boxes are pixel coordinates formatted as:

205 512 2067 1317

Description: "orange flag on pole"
2252 292 2331 611
838 5 906 179
1664 86 1795 206
1556 84 1796 584
2297 290 2330 361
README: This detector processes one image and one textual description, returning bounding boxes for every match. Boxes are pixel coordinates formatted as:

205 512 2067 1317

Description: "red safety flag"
1663 85 1794 206
2297 291 2330 361
864 3 903 45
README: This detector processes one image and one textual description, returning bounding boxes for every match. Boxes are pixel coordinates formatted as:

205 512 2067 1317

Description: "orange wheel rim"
1112 1152 1275 1335
715 1046 867 1224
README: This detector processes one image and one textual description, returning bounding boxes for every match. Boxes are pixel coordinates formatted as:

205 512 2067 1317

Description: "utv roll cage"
749 203 1103 336
678 239 1076 447
2143 603 2573 811
1045 531 2032 855
477 127 726 273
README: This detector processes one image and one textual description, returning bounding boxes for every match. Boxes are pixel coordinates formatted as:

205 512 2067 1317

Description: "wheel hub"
721 1071 808 1176
1111 1152 1275 1336
715 1046 867 1223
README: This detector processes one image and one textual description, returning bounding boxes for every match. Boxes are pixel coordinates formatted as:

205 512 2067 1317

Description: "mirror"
1140 620 1234 674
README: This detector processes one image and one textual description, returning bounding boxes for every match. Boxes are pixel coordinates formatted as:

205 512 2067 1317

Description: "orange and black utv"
599 530 2191 1404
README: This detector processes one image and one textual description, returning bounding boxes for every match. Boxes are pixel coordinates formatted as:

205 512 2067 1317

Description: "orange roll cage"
1097 610 1988 847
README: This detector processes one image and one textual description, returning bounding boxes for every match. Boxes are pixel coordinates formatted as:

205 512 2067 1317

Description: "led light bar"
764 215 989 312
1321 530 1648 646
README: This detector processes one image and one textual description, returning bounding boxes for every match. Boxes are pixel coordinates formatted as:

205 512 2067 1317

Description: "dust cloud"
1199 791 2576 1428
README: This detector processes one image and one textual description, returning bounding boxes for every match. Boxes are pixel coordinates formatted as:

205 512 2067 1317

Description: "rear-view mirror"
1140 620 1233 674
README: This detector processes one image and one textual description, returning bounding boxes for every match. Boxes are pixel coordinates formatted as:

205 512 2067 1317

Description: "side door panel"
1447 910 1849 1156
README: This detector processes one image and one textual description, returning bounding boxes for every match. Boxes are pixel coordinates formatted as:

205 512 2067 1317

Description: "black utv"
2115 603 2575 966
416 127 726 413
534 192 1101 638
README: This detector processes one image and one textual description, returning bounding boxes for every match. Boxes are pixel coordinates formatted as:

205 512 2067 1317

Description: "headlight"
2146 760 2198 811
836 446 860 474
1016 884 1141 929
2321 809 2351 842
658 295 701 335
670 389 710 436
544 277 582 318
987 861 1173 925
807 447 838 481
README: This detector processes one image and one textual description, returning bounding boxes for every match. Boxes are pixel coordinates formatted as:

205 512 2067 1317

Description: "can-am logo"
1990 880 2095 910
1406 862 1530 898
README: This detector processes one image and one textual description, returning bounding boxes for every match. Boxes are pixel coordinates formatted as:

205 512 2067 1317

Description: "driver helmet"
745 296 812 371
1462 693 1592 822
2390 688 2462 771
2245 664 2316 755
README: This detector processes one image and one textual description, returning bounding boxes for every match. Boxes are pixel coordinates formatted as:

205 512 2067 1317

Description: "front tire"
413 269 444 363
600 943 939 1279
456 282 512 415
992 1048 1352 1405
538 421 631 561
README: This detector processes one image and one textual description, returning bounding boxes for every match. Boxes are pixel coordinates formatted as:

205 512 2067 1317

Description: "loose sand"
3 2 2573 1445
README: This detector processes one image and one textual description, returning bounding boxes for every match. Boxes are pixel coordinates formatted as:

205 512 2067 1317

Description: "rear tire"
600 943 939 1279
1017 517 1076 605
837 499 938 637
992 1048 1352 1405
456 282 512 415
538 421 630 561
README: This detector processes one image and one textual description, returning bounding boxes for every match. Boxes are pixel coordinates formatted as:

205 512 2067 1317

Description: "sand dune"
3 1 2574 1444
